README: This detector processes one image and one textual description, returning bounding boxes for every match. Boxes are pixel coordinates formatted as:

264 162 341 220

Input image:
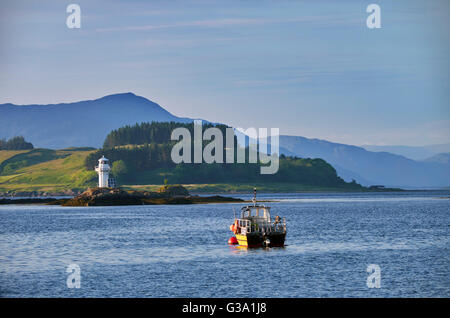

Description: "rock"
62 187 142 206
158 185 189 197
59 186 243 206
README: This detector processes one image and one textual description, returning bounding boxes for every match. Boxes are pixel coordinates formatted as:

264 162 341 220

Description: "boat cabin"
241 205 271 222
236 205 286 235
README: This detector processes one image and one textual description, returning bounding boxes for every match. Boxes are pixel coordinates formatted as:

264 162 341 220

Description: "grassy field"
0 150 30 164
0 149 97 194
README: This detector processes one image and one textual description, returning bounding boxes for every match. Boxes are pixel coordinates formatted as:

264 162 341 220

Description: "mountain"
362 143 450 161
0 93 192 149
331 164 376 186
422 153 450 164
277 135 450 188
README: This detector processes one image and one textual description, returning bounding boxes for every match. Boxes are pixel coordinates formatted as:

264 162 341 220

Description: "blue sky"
1 0 449 146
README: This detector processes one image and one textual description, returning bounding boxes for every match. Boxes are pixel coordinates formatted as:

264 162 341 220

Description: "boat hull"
267 232 286 247
236 232 286 248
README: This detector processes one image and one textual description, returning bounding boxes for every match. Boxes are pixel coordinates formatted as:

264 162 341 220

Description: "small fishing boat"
229 188 286 248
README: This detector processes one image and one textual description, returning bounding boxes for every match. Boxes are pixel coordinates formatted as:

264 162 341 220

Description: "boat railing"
237 217 286 234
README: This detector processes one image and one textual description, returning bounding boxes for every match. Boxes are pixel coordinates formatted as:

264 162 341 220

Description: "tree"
0 136 33 150
111 160 129 183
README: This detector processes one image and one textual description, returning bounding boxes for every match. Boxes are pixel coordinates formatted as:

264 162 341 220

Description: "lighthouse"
95 155 111 188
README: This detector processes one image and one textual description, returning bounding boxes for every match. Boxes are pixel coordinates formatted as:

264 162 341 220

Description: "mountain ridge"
422 153 450 164
362 143 450 161
0 92 193 149
276 135 450 188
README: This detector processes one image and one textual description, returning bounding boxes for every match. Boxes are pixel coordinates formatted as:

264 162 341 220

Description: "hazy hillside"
362 143 450 161
278 135 450 188
0 93 192 149
422 153 450 164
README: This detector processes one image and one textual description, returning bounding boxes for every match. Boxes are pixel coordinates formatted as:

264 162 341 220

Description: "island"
0 185 244 206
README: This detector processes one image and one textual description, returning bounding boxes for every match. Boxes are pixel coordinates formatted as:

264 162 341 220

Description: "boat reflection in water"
229 188 286 248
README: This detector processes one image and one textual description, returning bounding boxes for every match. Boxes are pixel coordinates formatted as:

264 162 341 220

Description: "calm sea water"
0 191 449 297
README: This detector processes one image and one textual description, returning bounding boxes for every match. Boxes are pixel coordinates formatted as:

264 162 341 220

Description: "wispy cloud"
234 78 309 88
137 36 242 48
96 15 358 32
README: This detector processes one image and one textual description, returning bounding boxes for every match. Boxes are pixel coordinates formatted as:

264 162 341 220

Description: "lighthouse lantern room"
95 155 111 188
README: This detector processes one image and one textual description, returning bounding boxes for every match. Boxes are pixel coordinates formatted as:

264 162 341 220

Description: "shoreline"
3 188 450 199
0 195 247 206
0 186 247 206
0 185 412 198
4 188 449 199
1 193 449 206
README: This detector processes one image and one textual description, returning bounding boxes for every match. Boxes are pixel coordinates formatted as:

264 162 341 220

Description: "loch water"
0 191 449 297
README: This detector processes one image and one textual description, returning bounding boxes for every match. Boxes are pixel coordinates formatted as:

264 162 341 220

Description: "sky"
0 0 449 146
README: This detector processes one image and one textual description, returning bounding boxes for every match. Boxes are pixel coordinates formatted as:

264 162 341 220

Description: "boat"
229 188 286 248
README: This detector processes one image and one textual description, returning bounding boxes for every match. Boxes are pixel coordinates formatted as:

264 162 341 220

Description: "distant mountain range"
276 136 450 188
422 153 450 164
1 92 449 188
362 144 450 161
0 93 192 149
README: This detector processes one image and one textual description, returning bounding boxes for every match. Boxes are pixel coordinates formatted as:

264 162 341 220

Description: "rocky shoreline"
0 189 82 198
0 185 244 206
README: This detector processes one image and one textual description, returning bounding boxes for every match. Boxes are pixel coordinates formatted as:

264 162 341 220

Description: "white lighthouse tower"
95 155 111 188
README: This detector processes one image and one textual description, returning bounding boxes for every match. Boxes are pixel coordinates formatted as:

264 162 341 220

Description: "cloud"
137 36 242 48
96 15 359 32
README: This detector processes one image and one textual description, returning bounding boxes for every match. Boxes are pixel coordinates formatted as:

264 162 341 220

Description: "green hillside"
0 148 96 194
0 122 367 195
85 122 364 190
0 146 365 195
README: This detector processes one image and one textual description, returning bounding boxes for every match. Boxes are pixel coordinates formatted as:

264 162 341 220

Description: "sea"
0 191 449 297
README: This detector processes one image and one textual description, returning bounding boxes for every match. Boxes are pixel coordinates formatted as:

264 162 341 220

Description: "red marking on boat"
228 237 238 245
